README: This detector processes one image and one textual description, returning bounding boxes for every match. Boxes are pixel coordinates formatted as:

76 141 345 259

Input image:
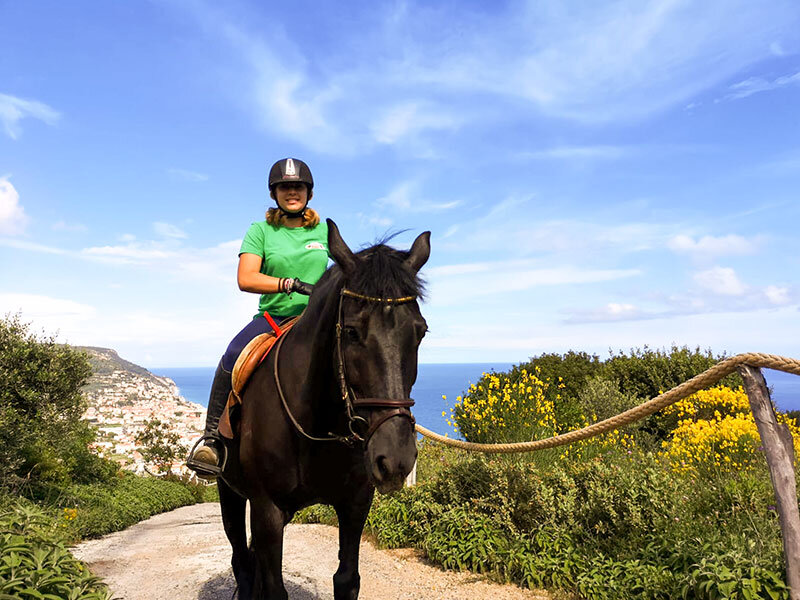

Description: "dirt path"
72 503 549 600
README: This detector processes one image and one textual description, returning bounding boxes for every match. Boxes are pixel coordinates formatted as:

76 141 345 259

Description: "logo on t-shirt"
305 242 325 250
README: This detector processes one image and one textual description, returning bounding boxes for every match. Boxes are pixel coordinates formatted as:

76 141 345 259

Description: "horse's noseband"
273 287 417 447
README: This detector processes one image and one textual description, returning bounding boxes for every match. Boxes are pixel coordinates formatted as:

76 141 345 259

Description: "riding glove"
284 278 315 296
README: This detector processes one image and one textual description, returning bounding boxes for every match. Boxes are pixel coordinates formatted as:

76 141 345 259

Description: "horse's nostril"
377 456 390 478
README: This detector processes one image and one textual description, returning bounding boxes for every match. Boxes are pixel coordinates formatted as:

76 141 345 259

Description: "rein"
272 287 417 446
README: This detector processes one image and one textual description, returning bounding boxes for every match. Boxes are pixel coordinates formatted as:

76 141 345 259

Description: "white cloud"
356 213 393 228
668 233 758 258
0 178 28 235
520 145 629 160
167 168 209 182
439 217 671 257
0 93 60 139
153 222 188 239
770 42 787 56
0 293 96 325
0 238 66 255
764 285 790 305
564 303 645 323
3 231 239 282
81 244 174 262
370 102 459 145
179 0 800 152
381 0 800 122
426 260 641 306
0 292 245 366
375 181 459 212
419 305 800 363
720 71 800 102
441 225 459 239
693 266 747 296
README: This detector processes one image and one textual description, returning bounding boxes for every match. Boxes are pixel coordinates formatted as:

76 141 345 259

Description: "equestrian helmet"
268 158 314 191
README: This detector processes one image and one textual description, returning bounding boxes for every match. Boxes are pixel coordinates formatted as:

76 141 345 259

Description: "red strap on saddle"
263 311 282 337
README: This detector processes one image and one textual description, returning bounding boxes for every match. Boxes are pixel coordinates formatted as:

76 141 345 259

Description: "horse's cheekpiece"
335 288 418 445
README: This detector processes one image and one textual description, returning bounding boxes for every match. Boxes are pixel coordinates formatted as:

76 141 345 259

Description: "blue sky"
1 0 798 367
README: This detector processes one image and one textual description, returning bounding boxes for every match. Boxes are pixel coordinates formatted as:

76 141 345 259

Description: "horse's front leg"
333 487 374 600
218 480 254 599
249 497 289 600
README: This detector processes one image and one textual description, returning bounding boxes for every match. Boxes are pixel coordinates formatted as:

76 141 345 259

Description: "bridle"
272 287 417 447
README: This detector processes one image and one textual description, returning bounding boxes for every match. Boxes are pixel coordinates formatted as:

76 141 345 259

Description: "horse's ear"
405 231 431 273
327 219 357 275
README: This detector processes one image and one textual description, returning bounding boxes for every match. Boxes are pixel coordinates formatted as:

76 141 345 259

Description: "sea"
153 365 800 438
154 363 514 437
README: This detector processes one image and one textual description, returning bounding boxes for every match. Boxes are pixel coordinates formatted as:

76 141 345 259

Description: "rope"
415 352 800 454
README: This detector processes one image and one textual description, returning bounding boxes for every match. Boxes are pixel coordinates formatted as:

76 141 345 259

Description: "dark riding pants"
221 315 290 372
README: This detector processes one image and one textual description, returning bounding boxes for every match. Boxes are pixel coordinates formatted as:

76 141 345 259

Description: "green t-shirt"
239 220 330 318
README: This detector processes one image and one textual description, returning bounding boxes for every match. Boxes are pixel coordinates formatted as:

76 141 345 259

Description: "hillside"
77 346 181 397
76 346 205 473
77 345 154 378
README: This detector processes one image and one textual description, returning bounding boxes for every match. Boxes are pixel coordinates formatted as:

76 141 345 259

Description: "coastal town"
80 347 206 476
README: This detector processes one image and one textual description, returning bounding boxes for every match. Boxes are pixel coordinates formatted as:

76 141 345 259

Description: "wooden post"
739 365 800 600
405 460 417 487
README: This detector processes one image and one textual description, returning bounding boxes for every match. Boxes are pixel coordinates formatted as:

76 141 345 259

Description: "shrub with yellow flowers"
449 367 561 444
660 385 800 474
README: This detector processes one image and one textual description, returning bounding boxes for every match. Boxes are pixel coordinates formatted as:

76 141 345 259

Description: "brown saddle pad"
218 316 298 439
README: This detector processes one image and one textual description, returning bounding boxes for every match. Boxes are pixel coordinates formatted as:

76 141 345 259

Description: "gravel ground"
72 503 550 600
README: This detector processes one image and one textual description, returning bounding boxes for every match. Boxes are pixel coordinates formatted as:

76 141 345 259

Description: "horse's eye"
343 326 360 343
415 324 428 342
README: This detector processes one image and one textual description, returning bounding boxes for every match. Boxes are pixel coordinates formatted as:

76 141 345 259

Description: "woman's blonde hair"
265 207 320 228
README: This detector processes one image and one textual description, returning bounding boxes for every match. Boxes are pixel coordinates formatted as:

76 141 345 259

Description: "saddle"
218 316 298 439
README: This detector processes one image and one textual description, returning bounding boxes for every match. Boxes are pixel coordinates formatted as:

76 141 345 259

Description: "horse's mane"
317 241 426 301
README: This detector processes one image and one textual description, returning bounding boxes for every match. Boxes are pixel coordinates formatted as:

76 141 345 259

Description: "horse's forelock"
349 244 426 300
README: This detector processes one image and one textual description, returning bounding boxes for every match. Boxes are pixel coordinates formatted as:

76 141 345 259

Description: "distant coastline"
152 364 800 438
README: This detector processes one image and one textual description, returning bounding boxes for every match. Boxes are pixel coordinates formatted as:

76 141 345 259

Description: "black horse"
217 219 430 600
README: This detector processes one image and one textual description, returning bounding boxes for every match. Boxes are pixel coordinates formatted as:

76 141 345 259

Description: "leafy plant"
0 501 112 599
0 315 112 488
134 418 188 475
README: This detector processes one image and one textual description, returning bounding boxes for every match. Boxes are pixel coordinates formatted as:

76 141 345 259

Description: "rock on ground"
72 503 549 600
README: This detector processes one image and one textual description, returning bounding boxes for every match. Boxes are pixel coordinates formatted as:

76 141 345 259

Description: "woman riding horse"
218 221 429 599
188 157 329 478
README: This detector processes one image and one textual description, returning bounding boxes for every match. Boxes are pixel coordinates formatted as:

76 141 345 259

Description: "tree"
0 314 114 489
134 418 188 475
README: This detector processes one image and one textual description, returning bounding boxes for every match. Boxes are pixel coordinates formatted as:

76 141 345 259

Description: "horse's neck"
283 288 339 397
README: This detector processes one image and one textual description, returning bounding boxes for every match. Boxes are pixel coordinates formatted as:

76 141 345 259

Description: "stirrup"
186 434 228 479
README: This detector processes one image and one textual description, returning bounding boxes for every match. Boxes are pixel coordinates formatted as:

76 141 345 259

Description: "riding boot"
187 360 231 479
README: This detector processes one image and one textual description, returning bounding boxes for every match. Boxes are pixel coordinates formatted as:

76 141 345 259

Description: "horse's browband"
341 289 416 304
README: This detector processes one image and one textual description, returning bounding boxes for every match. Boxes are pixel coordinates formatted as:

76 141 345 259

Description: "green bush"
603 345 741 399
358 436 789 600
293 503 338 526
366 485 443 549
372 348 789 599
0 501 112 599
516 351 603 428
135 418 189 475
162 472 220 504
63 473 197 539
423 505 508 573
22 472 199 540
0 315 118 489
